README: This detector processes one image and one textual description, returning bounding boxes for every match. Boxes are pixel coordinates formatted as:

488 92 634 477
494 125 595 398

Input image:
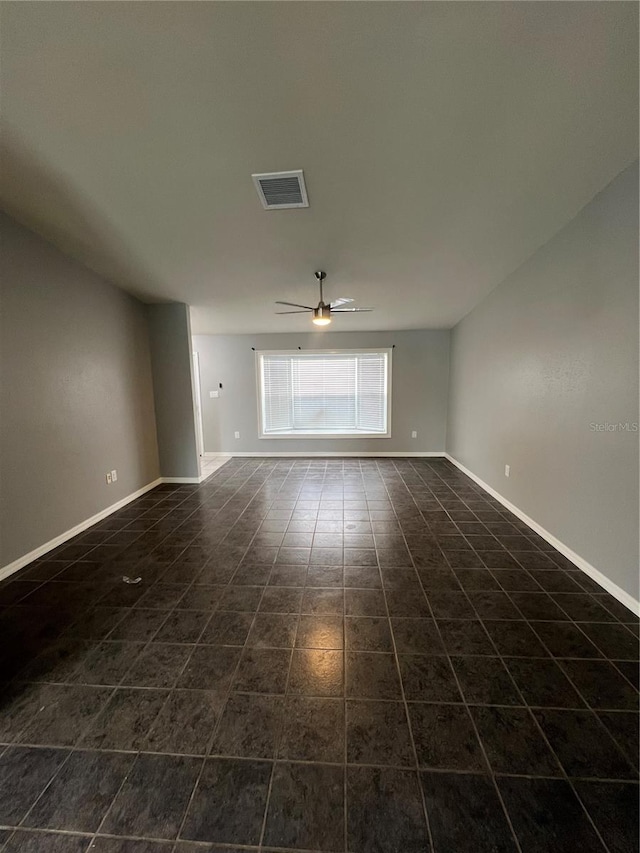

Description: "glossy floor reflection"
0 457 638 852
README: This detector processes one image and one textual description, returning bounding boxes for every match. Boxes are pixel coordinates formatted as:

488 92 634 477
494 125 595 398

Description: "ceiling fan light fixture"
312 306 331 326
276 270 372 325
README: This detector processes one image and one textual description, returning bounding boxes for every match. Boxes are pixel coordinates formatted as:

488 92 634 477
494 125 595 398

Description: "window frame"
255 348 393 440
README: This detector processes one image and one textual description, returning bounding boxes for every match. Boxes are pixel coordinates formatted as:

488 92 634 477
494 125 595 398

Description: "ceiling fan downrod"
315 270 326 306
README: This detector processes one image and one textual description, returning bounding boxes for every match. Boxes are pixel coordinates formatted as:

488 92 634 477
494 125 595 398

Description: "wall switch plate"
411 431 417 439
504 464 510 477
234 431 240 439
111 469 118 482
106 472 112 485
209 390 219 398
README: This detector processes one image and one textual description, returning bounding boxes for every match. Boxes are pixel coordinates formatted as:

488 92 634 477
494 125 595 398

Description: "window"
257 349 391 438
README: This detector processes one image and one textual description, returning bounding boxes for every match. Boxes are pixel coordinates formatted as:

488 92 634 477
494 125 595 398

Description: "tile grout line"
388 459 527 853
174 474 282 850
377 460 437 853
440 564 596 853
1 456 636 852
495 611 632 853
419 458 638 853
412 459 632 853
89 467 270 852
342 469 350 853
256 518 314 853
11 681 122 838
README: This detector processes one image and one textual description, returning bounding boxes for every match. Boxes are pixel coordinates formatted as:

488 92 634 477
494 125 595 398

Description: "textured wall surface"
147 303 200 479
447 163 639 600
0 212 160 566
192 330 450 455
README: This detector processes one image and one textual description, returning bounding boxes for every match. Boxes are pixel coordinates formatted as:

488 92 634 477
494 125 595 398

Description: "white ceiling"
1 2 637 334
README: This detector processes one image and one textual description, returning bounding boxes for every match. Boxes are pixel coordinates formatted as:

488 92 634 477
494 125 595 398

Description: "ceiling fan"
276 271 373 326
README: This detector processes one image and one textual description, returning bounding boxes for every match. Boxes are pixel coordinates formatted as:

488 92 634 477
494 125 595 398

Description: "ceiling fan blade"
275 301 314 310
275 310 310 314
329 297 354 308
331 308 374 312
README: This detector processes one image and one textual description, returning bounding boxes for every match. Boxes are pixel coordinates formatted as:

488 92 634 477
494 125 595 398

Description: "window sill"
260 431 392 440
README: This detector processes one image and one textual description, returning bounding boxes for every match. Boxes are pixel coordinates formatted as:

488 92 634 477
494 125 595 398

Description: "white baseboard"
203 451 447 458
0 478 163 583
6 453 636 618
444 454 640 617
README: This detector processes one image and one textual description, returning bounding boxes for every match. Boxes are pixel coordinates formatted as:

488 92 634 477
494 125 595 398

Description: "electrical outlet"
106 472 112 485
111 469 118 482
504 464 510 478
234 431 240 439
411 430 417 439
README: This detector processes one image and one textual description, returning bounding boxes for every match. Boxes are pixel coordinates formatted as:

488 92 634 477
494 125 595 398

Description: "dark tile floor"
0 457 638 853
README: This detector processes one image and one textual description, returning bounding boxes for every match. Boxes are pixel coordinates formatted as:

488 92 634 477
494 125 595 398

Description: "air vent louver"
252 170 309 209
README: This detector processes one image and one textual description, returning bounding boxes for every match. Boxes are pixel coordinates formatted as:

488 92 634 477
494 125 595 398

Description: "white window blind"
357 353 387 432
261 355 293 432
258 350 390 437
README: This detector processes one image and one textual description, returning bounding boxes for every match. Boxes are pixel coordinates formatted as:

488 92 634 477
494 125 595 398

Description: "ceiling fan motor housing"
314 304 331 322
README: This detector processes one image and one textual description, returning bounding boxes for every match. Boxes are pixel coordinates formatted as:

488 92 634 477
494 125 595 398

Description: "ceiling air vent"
252 170 309 210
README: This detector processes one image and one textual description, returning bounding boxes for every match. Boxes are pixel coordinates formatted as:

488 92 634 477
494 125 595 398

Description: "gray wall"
192 330 450 454
0 212 160 567
147 303 200 479
447 162 639 600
